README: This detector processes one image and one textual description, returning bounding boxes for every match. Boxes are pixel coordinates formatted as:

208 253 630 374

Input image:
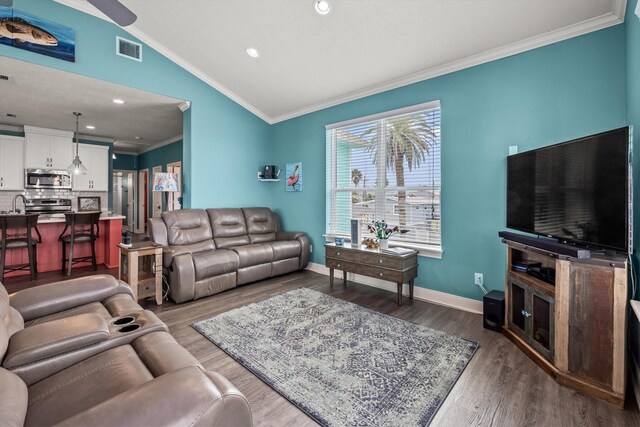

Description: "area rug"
193 288 478 426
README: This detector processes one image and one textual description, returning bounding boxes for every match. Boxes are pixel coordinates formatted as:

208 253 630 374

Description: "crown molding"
55 0 626 125
270 8 626 123
136 134 182 154
0 124 23 133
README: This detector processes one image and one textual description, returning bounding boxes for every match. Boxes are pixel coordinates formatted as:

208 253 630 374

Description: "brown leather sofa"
149 207 310 303
0 275 252 427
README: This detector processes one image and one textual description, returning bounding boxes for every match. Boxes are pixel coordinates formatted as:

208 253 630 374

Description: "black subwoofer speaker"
483 290 505 332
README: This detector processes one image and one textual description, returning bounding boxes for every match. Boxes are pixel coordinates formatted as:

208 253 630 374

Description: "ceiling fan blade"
87 0 136 27
0 0 13 7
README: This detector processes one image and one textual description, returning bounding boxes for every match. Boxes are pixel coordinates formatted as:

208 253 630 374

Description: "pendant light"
67 112 88 175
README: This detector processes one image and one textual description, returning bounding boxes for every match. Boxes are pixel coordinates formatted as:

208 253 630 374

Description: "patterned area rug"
193 288 478 426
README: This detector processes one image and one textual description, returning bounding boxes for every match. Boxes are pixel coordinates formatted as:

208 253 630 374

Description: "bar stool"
59 212 101 276
0 214 41 281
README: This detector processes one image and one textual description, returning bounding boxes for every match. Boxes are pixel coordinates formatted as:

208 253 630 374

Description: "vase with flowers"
367 220 406 250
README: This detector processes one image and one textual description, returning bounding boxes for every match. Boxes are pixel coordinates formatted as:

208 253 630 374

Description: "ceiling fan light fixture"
246 47 259 58
314 0 332 15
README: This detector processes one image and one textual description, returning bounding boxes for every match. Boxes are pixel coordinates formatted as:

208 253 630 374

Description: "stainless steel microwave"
24 169 72 190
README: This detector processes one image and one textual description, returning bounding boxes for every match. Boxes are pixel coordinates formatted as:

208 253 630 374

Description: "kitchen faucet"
12 194 27 214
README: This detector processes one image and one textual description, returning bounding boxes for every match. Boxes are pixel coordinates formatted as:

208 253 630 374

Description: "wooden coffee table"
324 243 418 305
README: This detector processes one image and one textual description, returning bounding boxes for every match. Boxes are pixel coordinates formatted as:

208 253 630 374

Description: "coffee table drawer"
326 258 404 283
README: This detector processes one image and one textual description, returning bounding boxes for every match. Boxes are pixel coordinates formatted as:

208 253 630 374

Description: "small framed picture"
78 196 101 212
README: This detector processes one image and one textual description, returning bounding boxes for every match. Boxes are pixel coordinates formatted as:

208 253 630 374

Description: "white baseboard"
306 262 482 314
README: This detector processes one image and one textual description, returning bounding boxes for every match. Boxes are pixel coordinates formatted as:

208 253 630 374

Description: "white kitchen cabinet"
73 144 109 192
24 126 73 169
0 135 24 190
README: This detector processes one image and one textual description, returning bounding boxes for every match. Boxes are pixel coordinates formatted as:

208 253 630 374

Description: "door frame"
167 161 182 211
152 165 163 218
137 168 149 233
113 169 138 232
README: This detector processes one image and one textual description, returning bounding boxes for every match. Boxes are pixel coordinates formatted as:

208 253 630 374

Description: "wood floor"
4 268 640 426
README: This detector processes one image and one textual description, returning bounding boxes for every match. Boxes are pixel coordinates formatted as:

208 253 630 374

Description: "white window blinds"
326 101 441 249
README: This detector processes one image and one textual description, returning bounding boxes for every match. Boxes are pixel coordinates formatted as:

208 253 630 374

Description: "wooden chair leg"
28 244 36 281
61 242 66 274
91 239 97 271
34 244 38 275
67 240 73 277
0 244 6 282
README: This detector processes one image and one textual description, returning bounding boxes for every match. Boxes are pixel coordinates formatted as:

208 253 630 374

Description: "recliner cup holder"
113 316 135 326
118 324 141 333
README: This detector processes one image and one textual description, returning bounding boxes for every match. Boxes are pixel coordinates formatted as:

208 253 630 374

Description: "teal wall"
627 1 640 300
1 0 271 210
113 153 137 170
270 26 627 301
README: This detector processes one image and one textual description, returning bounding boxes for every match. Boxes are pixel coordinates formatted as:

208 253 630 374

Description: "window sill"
323 234 443 259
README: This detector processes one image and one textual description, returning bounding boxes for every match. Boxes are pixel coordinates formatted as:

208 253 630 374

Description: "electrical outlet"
310 245 313 253
474 273 483 287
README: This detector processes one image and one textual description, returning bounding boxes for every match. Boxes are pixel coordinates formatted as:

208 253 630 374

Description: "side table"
118 242 163 305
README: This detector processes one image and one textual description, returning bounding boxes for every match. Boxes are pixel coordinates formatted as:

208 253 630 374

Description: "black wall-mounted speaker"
483 290 505 332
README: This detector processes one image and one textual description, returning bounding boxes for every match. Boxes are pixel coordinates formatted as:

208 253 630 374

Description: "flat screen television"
507 127 630 253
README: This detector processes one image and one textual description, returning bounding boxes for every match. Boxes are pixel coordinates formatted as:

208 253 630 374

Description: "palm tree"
363 113 437 228
351 168 362 187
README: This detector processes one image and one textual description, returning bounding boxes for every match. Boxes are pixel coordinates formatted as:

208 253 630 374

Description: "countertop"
37 213 126 224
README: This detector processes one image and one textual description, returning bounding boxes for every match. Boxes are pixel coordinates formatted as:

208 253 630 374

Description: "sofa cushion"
207 208 250 249
231 244 273 268
162 209 213 246
268 240 301 261
163 240 216 267
192 250 240 282
243 208 276 243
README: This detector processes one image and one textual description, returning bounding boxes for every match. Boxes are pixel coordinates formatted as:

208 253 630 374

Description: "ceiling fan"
87 0 137 26
0 0 136 27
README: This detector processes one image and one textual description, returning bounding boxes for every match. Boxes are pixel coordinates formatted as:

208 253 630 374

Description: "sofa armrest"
168 254 196 303
0 369 27 427
55 367 253 427
276 231 305 241
149 217 168 246
3 313 109 369
277 231 310 269
9 275 133 322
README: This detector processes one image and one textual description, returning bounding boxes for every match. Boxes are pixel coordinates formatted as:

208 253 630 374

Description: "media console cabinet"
325 243 417 305
501 237 628 407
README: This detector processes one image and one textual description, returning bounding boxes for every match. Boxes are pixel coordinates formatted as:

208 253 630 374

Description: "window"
325 101 441 255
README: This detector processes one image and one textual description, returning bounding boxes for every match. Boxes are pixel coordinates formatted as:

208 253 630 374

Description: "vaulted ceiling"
58 0 626 124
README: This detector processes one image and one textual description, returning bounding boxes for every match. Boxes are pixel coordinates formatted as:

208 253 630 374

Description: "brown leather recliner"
0 277 253 427
150 207 310 303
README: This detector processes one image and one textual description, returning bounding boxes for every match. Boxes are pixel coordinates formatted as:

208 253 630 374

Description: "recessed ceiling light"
246 47 259 58
113 98 125 104
134 136 141 140
314 0 332 15
86 125 95 129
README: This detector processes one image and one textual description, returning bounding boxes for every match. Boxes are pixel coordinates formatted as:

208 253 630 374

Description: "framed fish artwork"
0 7 76 62
286 162 302 192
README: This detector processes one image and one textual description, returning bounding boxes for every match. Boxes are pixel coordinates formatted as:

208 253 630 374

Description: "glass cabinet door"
509 280 527 334
531 291 554 360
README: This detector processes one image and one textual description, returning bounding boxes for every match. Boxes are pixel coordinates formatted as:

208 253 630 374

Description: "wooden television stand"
501 236 628 408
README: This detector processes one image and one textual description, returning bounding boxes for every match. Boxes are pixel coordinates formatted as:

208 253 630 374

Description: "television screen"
507 127 630 253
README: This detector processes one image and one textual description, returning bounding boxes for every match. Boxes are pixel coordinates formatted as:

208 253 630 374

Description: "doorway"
167 161 182 211
152 165 162 218
112 170 137 232
137 169 149 233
